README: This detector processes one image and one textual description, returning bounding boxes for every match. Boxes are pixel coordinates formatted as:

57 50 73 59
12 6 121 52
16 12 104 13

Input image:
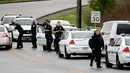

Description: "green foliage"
89 0 116 14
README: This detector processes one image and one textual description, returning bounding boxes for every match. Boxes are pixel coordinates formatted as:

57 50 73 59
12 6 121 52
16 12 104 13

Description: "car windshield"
2 17 15 24
0 27 4 32
15 19 33 25
72 32 93 39
125 38 130 46
117 24 130 35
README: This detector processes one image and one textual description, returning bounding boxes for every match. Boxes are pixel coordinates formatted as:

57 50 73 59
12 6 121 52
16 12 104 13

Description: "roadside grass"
0 0 45 4
38 6 92 28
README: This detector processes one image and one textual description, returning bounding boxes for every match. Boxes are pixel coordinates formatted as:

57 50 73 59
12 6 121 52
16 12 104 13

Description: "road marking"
8 49 46 63
72 70 83 73
8 49 84 73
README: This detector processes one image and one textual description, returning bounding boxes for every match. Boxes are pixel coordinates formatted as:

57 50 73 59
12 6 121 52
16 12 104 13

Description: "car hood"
21 25 31 30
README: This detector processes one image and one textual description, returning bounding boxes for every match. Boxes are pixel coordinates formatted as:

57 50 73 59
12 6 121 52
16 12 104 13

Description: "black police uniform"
31 23 37 48
53 26 65 53
43 23 53 51
89 33 104 68
15 24 24 49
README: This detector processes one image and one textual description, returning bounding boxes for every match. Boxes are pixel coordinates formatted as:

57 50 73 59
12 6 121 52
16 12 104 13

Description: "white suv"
101 21 130 50
11 16 37 41
1 14 21 25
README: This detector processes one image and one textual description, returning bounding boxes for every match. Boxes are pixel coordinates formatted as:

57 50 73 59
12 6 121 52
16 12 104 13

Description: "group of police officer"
42 20 65 52
9 20 104 69
10 19 65 53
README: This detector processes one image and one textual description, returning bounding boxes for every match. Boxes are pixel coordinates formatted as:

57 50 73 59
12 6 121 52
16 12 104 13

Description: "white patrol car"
106 36 130 69
10 16 37 41
58 31 93 59
0 25 12 50
1 14 21 25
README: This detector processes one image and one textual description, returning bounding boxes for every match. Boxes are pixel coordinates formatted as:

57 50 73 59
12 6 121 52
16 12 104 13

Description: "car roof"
51 20 70 24
15 18 34 20
3 16 17 17
50 20 70 27
104 21 130 24
69 31 93 33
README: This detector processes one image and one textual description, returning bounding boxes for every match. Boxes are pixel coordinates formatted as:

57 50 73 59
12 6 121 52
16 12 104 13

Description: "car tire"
43 45 47 51
106 54 113 68
116 55 123 69
64 46 71 59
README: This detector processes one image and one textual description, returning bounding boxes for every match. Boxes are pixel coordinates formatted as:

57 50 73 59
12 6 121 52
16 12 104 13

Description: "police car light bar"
5 14 22 16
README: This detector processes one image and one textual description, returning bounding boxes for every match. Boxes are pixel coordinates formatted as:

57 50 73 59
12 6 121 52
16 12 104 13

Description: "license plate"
127 56 130 58
82 47 88 49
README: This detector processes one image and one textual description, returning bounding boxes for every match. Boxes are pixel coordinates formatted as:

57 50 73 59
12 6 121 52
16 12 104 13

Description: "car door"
36 26 46 46
112 38 122 63
59 32 69 53
108 39 119 63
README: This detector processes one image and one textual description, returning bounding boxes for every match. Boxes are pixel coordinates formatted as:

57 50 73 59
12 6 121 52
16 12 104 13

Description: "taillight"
69 40 75 45
2 33 8 38
123 47 130 52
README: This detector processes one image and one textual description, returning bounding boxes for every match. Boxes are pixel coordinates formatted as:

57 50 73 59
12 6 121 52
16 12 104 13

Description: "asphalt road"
0 42 130 73
0 0 88 19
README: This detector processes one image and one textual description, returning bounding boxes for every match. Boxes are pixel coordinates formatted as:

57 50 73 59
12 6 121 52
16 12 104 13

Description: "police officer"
53 21 65 53
31 21 37 48
10 21 24 49
89 29 104 68
43 20 53 52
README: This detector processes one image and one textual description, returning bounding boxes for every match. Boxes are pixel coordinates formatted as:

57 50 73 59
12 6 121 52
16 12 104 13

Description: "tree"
89 0 116 14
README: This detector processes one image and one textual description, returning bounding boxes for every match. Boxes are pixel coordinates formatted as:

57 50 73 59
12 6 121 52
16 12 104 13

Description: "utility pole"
77 0 82 28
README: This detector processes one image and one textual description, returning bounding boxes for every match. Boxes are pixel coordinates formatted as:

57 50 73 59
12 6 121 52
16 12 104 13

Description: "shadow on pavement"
109 66 130 70
0 47 9 51
67 57 90 60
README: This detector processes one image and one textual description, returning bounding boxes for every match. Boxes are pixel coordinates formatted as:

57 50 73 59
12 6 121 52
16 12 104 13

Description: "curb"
36 5 87 21
0 0 48 4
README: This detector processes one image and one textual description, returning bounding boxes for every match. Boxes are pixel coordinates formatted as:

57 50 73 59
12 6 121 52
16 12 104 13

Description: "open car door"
36 26 46 46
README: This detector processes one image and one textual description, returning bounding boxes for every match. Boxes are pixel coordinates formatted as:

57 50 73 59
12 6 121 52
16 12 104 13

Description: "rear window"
125 39 130 46
117 24 130 35
72 32 93 39
0 27 4 32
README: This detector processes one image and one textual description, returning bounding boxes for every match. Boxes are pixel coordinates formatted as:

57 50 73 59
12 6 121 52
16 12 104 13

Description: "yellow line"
8 49 46 63
72 70 83 73
8 49 83 73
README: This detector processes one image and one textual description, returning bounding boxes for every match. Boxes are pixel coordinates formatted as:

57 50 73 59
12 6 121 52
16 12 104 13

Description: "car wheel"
64 46 71 59
106 54 113 68
116 55 123 69
58 48 64 58
43 45 47 51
